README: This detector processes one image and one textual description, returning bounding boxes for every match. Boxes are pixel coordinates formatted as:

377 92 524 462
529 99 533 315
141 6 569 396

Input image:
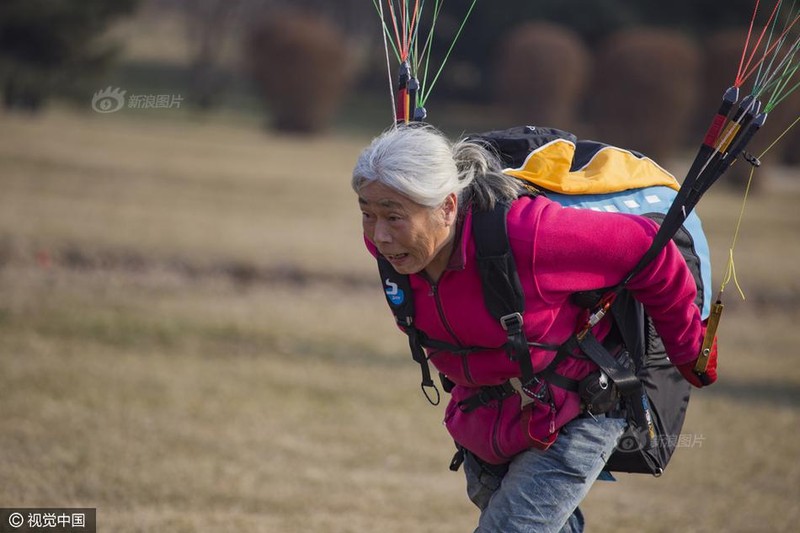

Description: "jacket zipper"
429 281 476 385
491 399 510 461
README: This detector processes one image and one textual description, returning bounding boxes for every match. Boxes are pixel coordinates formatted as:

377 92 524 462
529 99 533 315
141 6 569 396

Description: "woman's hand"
677 328 718 388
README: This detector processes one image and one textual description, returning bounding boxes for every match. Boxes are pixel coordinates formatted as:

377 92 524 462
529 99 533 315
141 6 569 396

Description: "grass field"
1 107 799 532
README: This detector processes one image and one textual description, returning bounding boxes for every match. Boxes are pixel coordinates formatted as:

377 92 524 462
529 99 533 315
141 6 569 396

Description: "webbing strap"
419 336 494 357
472 202 526 316
458 340 581 413
472 202 537 387
500 313 537 388
539 342 580 393
406 327 440 405
457 381 516 413
576 333 641 397
576 331 655 450
377 256 440 405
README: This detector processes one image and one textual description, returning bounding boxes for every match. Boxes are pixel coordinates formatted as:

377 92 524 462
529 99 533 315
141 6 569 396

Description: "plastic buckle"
743 151 761 167
501 313 527 364
500 312 523 333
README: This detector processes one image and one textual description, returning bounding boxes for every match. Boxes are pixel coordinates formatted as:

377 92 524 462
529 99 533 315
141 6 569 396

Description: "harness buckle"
509 377 546 408
501 313 528 365
499 312 523 333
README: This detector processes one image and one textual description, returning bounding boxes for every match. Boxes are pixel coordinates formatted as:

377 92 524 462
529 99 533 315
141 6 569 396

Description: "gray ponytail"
352 125 524 211
451 137 526 211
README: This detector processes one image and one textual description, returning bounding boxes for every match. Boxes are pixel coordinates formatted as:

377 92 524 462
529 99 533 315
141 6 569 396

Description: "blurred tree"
493 22 589 131
633 0 762 31
0 0 138 111
176 0 243 110
159 0 373 111
589 28 701 160
245 9 356 134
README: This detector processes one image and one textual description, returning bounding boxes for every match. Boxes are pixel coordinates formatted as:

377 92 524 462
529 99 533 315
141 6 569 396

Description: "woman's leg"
464 414 626 533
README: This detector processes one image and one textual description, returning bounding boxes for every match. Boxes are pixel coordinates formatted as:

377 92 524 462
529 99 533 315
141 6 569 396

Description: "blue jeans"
464 414 627 533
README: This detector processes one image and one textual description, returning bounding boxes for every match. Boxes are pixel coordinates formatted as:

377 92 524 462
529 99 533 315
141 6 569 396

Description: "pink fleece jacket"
368 194 702 463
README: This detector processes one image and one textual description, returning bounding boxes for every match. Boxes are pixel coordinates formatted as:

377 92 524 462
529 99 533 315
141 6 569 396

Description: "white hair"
352 125 524 210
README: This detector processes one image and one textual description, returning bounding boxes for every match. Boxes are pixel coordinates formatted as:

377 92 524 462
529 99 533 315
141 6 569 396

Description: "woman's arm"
529 198 703 366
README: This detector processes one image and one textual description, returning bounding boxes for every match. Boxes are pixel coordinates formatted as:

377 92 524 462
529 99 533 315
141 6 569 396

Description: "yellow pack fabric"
502 138 680 195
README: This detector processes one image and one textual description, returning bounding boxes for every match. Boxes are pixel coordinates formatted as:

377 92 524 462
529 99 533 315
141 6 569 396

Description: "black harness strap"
420 337 497 357
576 331 655 448
405 327 440 405
539 337 581 392
472 201 538 388
576 333 641 397
457 381 517 413
377 256 440 405
471 202 526 316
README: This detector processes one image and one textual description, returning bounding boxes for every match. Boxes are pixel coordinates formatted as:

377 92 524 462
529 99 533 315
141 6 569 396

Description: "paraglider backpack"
377 126 711 476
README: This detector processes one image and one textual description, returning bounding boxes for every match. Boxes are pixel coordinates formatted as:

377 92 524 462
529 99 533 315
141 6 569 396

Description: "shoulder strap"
377 256 440 405
471 200 538 387
471 201 525 317
377 256 415 325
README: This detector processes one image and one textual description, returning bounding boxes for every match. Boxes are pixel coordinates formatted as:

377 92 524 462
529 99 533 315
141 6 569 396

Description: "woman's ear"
441 193 458 226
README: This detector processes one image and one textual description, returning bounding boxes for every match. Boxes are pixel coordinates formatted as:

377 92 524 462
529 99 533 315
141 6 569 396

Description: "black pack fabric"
466 126 577 168
602 291 693 475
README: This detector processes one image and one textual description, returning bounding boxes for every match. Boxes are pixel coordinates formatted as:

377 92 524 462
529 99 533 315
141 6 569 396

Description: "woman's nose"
373 219 393 244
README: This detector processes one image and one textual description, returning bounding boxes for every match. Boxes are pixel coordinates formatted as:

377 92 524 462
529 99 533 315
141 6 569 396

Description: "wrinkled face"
358 181 456 277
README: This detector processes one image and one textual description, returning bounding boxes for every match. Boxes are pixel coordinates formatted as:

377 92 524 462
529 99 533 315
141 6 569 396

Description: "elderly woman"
352 125 716 532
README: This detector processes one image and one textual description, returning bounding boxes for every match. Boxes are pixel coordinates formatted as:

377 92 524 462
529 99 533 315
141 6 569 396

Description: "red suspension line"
736 0 783 87
386 1 405 61
740 12 800 86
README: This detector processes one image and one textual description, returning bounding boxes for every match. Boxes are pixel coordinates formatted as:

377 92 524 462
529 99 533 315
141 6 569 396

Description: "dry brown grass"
1 108 799 532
